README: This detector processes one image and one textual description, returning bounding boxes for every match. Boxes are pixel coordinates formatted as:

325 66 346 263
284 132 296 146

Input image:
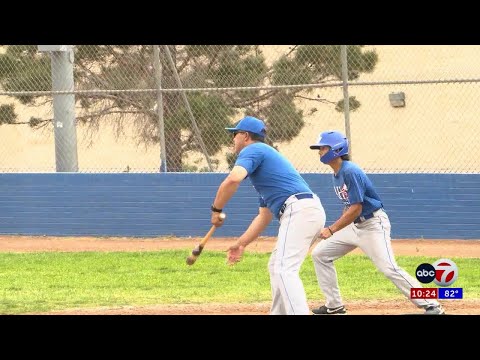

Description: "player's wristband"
211 204 223 213
327 227 334 236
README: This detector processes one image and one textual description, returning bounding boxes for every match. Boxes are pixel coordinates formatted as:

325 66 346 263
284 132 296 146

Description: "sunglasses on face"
233 131 247 138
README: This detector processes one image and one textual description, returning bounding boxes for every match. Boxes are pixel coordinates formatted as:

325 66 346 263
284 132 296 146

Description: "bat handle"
200 225 217 247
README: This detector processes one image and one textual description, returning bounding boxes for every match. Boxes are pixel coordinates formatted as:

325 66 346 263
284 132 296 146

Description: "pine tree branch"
294 94 337 105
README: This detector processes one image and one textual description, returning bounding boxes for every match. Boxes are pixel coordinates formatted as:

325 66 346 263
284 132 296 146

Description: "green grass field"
0 250 478 314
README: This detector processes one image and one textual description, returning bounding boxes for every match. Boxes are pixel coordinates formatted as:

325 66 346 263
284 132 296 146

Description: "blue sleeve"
235 146 263 174
344 171 365 205
259 196 267 208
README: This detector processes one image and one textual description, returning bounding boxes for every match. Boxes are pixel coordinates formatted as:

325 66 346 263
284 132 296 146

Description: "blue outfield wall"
0 173 479 239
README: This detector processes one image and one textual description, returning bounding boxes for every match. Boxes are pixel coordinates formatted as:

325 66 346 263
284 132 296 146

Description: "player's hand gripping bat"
186 213 226 266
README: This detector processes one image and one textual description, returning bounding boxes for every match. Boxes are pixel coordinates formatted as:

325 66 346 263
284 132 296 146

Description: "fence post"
39 45 78 172
153 45 167 172
340 45 352 160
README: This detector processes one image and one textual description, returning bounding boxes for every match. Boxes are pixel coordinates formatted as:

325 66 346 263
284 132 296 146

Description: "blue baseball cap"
225 116 267 138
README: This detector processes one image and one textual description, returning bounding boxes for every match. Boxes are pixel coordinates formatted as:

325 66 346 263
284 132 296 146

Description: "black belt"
354 209 381 224
279 193 314 218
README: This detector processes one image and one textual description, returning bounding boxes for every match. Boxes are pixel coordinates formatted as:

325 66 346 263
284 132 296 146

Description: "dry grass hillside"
1 45 479 173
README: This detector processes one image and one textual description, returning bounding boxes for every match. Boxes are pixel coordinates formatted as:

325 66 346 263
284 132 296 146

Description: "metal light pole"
38 45 78 172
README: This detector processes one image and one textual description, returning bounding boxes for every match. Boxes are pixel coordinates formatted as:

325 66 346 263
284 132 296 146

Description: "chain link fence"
0 45 479 173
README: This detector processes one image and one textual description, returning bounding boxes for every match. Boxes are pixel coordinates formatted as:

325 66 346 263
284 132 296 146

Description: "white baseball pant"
269 193 326 315
311 209 441 309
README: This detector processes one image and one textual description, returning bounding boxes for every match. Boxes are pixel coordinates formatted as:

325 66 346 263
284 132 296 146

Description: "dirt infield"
2 235 479 315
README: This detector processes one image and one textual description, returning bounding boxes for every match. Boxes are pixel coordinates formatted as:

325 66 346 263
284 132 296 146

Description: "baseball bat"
186 212 226 266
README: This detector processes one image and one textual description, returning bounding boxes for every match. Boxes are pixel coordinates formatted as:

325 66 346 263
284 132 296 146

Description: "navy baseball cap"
225 116 267 138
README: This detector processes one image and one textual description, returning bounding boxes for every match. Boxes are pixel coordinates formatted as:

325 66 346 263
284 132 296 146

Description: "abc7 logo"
415 259 458 286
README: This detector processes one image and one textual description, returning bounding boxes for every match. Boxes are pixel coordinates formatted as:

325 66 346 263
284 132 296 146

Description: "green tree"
0 45 378 171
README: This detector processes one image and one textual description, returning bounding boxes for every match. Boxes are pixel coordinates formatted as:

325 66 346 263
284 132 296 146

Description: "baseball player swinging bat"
186 212 226 266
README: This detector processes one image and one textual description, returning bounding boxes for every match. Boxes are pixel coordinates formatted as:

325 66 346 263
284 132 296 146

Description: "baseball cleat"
424 305 445 315
312 305 347 315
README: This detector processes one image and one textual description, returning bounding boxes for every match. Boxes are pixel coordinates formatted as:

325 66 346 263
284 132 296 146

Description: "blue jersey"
235 142 312 219
332 161 383 216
